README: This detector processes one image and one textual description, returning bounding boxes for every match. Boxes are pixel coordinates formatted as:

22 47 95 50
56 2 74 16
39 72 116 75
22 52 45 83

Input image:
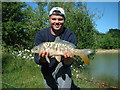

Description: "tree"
2 2 27 47
107 29 120 49
64 3 96 49
95 29 120 49
2 2 40 49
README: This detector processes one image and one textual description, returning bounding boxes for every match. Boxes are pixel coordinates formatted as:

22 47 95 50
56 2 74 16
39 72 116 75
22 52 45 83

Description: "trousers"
41 62 79 89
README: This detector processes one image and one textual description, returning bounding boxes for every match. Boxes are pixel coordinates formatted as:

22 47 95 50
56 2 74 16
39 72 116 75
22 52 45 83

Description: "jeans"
41 62 80 89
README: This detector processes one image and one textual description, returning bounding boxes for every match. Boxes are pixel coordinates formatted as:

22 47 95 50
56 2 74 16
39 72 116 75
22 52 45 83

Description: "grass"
2 52 45 88
2 51 119 88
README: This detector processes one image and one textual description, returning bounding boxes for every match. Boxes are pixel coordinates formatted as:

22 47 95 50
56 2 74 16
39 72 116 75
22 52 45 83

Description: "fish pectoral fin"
78 55 90 65
55 56 61 62
45 56 50 63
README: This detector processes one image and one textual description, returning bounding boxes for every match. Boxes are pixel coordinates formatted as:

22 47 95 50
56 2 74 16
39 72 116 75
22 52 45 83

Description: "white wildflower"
27 49 30 52
76 70 78 73
12 52 14 55
18 51 22 53
12 51 16 54
73 69 75 71
76 74 79 78
23 56 26 59
21 50 24 53
25 49 27 52
29 54 32 57
26 56 30 59
31 57 34 59
79 65 82 67
17 53 21 56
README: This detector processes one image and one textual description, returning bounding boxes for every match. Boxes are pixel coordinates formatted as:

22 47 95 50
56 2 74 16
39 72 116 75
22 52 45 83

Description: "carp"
31 37 94 64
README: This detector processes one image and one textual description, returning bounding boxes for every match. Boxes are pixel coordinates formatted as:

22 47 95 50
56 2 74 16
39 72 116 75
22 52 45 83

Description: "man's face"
49 15 65 30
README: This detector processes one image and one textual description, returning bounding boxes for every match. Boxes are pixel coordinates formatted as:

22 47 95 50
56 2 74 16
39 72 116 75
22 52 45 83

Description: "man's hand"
39 51 55 58
39 51 49 57
38 51 51 63
63 50 74 58
63 50 75 66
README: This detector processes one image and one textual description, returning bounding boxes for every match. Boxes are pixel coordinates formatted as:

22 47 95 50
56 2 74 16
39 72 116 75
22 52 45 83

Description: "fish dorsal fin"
54 36 76 48
54 36 61 42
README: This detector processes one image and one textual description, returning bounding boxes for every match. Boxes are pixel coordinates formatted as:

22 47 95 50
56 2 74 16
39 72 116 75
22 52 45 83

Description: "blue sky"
86 2 118 33
26 2 119 34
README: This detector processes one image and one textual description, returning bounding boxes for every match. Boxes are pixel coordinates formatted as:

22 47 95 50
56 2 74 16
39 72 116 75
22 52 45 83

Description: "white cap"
49 7 65 18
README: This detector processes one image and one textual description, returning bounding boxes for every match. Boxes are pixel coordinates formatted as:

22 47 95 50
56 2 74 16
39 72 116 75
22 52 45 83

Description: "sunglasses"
51 18 64 21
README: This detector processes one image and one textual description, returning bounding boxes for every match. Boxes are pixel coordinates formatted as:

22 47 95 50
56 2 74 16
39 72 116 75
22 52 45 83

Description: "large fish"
31 37 94 64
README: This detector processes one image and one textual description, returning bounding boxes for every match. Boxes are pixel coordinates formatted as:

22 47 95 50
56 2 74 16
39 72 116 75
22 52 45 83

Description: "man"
34 7 79 89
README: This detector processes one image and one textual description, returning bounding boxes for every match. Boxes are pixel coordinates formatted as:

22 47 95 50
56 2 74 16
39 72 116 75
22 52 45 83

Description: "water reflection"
87 53 119 81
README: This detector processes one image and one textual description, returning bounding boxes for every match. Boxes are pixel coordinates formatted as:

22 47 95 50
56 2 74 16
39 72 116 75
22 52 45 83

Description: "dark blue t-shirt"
34 27 77 67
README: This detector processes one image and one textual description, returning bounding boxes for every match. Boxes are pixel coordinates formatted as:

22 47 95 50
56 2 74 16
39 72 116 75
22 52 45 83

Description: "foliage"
2 2 44 49
94 29 120 49
2 2 119 50
107 29 120 48
2 2 27 47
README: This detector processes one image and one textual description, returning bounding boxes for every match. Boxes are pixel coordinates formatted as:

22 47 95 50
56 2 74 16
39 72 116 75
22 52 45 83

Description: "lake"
86 53 119 86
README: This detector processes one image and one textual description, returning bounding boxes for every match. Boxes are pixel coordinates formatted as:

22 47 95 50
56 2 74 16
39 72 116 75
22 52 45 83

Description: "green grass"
2 51 119 88
2 52 45 88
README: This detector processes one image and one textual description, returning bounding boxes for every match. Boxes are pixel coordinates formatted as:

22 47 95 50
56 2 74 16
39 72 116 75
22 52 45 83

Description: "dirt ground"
96 49 119 53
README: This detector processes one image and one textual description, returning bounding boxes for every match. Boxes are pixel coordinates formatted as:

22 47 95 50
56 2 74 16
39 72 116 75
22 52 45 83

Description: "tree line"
2 2 120 50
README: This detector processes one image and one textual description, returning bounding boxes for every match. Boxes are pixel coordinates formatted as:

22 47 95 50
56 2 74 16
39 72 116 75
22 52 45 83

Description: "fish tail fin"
78 54 90 65
74 49 93 65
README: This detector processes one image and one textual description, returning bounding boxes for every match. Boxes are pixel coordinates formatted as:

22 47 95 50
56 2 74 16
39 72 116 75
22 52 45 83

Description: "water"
86 53 119 84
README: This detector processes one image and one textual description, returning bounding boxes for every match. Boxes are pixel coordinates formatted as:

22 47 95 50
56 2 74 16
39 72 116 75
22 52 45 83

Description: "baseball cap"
49 7 66 18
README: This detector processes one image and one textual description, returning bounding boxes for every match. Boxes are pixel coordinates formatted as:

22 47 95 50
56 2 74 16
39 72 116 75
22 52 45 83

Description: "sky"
86 2 119 33
25 1 119 34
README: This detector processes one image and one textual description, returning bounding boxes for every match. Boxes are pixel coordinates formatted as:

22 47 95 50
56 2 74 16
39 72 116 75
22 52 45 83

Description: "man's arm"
34 31 48 65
